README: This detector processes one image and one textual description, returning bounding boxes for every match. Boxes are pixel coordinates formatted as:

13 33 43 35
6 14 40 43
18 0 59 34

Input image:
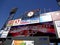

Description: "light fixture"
27 11 34 17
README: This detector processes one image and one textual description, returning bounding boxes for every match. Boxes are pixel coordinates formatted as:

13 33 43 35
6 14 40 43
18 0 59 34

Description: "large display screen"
7 21 56 37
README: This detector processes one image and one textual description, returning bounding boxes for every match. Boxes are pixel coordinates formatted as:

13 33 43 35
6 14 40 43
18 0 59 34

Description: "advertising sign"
12 40 34 45
51 11 60 21
13 19 21 26
30 17 39 24
12 19 30 26
40 13 52 22
13 18 40 26
54 20 60 38
20 20 30 25
7 20 14 26
7 17 40 26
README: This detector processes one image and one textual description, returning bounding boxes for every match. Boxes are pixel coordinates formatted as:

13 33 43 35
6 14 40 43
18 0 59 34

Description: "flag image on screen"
7 21 56 37
12 40 34 45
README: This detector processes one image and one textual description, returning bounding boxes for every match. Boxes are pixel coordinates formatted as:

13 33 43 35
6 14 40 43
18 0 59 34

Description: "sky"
0 0 60 29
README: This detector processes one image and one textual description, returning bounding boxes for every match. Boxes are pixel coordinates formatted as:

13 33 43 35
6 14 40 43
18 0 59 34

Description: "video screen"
11 40 34 45
7 21 56 37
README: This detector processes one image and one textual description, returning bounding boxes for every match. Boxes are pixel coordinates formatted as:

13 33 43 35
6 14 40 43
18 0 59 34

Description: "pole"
1 8 18 30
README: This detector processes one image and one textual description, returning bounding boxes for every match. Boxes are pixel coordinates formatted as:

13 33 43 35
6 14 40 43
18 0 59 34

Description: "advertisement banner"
20 20 30 25
13 19 30 26
7 20 14 26
54 20 60 38
12 40 34 45
40 13 52 22
7 17 40 26
13 17 40 26
51 11 60 21
30 17 40 24
13 19 21 26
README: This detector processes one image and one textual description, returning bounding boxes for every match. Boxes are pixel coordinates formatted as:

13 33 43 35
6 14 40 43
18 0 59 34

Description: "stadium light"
10 8 18 15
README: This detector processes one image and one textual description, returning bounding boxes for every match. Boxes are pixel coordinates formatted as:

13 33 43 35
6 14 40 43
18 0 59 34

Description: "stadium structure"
0 8 60 45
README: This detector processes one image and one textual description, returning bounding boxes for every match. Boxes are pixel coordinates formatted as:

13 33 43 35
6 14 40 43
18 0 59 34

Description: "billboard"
40 11 60 22
7 20 14 26
12 40 34 45
7 17 40 26
51 11 60 21
40 13 52 22
29 17 39 24
54 20 60 38
7 19 30 26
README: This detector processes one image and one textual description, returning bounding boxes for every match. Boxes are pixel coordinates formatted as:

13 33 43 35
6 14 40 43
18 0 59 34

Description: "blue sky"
0 0 60 29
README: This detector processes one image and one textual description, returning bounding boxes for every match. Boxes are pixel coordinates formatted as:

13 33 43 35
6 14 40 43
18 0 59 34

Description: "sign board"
20 20 30 25
51 11 60 21
7 20 14 26
40 13 52 22
54 20 60 38
13 19 21 26
13 19 30 26
7 17 40 26
12 40 34 45
30 17 39 24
